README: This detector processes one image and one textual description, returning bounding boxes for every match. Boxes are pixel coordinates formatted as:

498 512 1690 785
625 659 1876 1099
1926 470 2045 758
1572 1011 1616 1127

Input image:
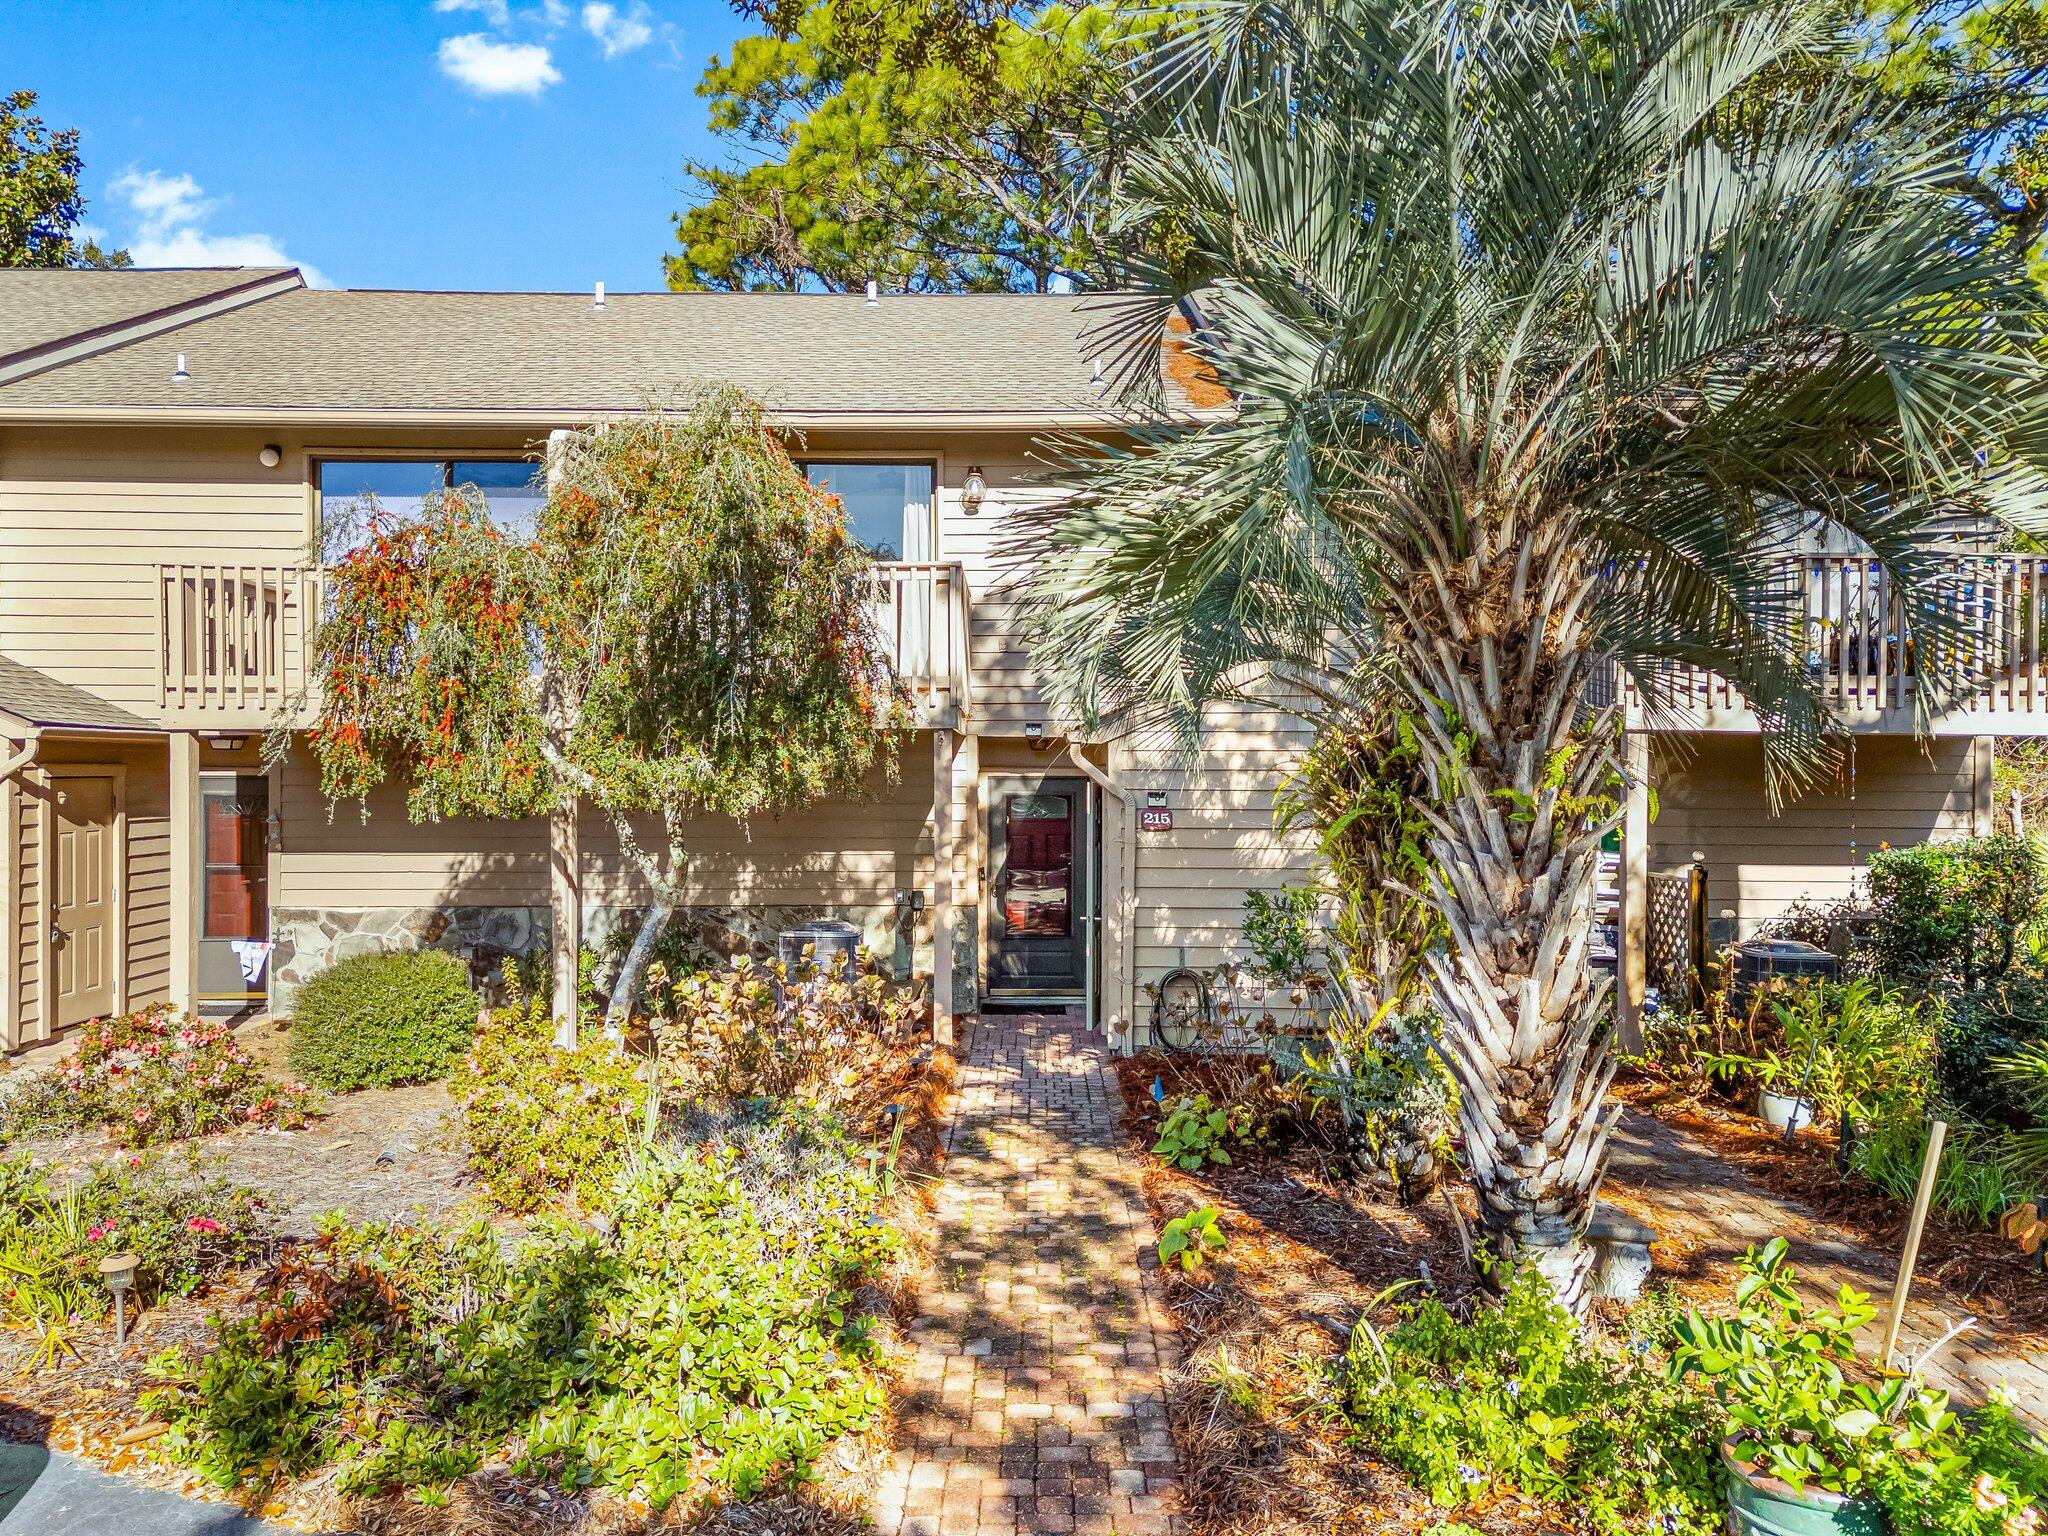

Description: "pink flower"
186 1216 224 1234
86 1220 116 1241
132 1109 151 1124
1978 1477 2013 1514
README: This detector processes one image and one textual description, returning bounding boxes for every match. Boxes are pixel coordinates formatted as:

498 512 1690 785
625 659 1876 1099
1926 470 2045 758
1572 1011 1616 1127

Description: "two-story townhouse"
0 266 2036 1054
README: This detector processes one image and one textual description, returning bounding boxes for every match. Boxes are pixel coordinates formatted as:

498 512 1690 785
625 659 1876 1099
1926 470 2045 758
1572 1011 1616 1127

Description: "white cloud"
435 0 512 25
437 32 562 94
582 1 654 57
109 168 328 286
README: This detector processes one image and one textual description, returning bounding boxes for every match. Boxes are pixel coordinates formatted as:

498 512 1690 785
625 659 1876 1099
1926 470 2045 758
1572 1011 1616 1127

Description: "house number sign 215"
1139 806 1173 832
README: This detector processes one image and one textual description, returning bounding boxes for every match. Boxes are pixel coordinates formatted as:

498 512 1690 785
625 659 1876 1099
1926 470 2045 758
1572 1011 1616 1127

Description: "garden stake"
1783 1030 1824 1143
1879 1118 1947 1371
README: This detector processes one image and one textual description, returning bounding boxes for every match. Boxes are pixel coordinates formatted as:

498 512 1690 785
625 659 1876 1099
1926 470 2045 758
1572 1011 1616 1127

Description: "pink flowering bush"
53 1005 316 1148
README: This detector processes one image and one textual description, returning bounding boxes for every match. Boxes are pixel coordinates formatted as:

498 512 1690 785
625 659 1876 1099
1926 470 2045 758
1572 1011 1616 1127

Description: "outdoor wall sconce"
258 445 282 468
98 1252 140 1344
962 466 987 514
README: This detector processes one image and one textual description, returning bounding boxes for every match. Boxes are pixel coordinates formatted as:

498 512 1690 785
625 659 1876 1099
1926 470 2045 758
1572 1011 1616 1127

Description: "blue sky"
3 0 753 291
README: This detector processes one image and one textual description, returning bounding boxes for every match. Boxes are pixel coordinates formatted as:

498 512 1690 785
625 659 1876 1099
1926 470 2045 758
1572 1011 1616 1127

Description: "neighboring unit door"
52 774 118 1028
198 775 272 1005
986 776 1088 999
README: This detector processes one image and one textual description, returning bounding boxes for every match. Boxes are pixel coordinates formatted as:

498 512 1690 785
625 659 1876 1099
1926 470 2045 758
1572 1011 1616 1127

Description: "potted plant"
1669 1238 2048 1536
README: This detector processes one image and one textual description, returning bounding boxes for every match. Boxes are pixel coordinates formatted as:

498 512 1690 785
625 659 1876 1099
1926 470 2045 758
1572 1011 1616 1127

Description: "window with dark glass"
316 458 543 560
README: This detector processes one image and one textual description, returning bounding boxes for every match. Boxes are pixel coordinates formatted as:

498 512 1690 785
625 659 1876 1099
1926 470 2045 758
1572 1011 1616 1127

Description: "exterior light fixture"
259 445 282 468
1024 722 1045 743
98 1252 140 1344
962 466 987 514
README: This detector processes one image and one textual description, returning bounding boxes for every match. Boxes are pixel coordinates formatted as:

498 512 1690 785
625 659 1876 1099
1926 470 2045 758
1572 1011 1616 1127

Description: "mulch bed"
1613 1077 2048 1335
1115 1053 1642 1536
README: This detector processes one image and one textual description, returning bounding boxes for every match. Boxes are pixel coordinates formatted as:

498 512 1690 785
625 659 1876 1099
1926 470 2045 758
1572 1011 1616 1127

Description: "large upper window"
317 458 543 560
802 462 934 562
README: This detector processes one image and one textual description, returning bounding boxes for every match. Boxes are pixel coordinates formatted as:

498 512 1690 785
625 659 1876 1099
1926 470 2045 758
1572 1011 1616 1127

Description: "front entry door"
986 776 1088 1000
52 774 118 1027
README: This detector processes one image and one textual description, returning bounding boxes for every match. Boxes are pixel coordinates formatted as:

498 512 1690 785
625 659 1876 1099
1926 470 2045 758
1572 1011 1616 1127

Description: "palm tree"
1016 0 2048 1308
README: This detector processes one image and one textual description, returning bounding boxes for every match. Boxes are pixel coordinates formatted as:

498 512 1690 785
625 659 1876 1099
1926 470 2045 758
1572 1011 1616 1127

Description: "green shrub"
1943 968 2048 1128
18 1006 315 1148
1670 1238 2048 1536
289 949 479 1092
1702 979 1934 1124
1340 1269 1723 1536
448 990 643 1212
144 1110 896 1509
1865 835 2043 988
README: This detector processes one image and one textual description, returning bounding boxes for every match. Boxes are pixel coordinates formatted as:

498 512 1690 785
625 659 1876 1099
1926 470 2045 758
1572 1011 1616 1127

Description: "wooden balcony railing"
1618 552 2048 731
157 563 321 725
158 560 974 729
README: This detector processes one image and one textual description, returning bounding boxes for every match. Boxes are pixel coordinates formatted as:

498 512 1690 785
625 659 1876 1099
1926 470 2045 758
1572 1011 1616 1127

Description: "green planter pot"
1722 1443 1888 1536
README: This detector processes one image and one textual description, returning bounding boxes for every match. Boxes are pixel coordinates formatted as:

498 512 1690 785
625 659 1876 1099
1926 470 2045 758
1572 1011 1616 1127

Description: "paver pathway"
876 1013 1183 1536
1609 1113 2048 1428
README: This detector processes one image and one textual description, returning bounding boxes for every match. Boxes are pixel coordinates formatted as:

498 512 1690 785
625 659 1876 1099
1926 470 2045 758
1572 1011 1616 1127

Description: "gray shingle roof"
0 268 296 369
0 656 155 733
0 286 1181 417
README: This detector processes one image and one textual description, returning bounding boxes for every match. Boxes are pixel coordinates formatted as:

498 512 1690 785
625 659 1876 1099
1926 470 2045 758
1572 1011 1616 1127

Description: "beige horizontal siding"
0 428 316 709
1116 702 1321 985
1650 734 1988 938
277 738 934 911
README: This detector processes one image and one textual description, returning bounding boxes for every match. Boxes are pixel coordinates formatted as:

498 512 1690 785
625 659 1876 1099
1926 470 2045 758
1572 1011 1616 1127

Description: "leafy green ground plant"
1669 1238 2048 1535
448 988 645 1212
1158 1207 1226 1272
0 1155 266 1365
1340 1270 1723 1536
1153 1093 1240 1170
144 1108 897 1511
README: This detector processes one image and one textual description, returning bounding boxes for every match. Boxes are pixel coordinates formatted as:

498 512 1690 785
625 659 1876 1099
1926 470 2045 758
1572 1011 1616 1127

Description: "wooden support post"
1616 729 1650 1054
549 799 580 1048
1881 1119 1948 1371
168 732 201 1016
931 728 958 1047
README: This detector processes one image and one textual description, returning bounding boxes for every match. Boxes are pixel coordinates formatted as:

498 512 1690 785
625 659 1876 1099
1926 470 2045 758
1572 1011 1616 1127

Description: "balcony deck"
156 559 973 732
1617 554 2048 736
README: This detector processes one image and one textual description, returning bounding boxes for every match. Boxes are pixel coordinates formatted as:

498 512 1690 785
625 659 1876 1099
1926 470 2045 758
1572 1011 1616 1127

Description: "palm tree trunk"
1398 515 1627 1313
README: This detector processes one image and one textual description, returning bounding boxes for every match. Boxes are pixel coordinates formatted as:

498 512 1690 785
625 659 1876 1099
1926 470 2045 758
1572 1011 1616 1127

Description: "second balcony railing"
158 560 973 729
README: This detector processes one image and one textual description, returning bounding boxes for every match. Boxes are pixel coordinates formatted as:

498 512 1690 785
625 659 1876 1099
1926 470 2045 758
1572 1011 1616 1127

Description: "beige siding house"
0 266 2034 1052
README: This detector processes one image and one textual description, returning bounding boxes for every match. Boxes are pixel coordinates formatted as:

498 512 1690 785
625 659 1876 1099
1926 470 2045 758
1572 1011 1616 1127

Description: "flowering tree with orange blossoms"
297 387 907 1040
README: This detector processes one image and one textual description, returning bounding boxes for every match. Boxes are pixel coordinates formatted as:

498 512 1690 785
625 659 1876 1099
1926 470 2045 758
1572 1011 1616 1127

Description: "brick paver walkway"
875 1013 1183 1536
1609 1114 2048 1429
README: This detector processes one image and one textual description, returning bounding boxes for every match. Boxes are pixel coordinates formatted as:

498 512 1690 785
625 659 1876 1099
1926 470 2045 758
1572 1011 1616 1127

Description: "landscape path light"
98 1252 140 1345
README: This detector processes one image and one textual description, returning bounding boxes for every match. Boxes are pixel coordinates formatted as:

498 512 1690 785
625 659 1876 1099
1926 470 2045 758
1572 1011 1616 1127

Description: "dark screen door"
986 777 1086 997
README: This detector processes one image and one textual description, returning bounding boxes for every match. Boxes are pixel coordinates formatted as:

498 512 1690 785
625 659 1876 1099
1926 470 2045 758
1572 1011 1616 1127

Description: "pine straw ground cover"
1116 1053 1654 1536
0 1030 956 1536
1613 1077 2048 1335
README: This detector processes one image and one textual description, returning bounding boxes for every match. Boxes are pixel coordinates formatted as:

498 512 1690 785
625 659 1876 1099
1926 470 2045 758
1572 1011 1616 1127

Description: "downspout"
0 730 40 782
1069 739 1133 1048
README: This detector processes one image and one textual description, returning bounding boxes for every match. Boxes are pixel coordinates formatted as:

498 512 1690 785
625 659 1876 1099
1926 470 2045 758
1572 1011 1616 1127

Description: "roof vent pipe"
593 281 605 310
864 280 879 307
172 353 190 382
1091 357 1105 388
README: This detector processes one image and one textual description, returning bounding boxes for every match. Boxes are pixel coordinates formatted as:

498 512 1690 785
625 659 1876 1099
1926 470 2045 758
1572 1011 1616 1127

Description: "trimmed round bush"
288 948 479 1092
